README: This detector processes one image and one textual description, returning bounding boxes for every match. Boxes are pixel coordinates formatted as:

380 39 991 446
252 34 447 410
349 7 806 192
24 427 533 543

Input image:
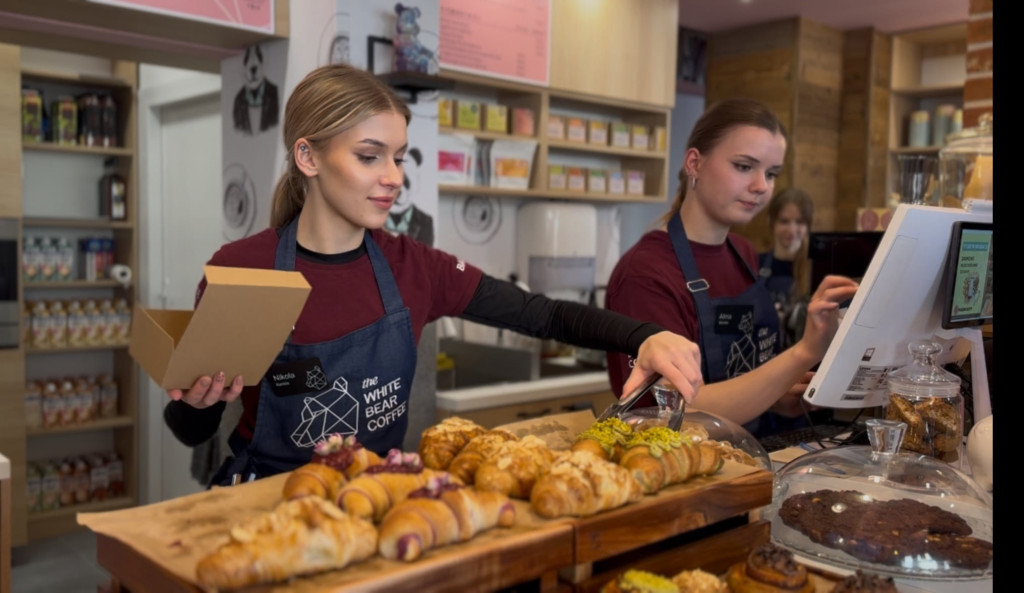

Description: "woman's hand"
796 275 859 363
622 331 703 404
167 372 244 408
770 371 817 418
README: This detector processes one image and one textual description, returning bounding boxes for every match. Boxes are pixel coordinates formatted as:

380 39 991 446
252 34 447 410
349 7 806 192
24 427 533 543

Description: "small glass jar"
938 113 992 207
885 340 963 465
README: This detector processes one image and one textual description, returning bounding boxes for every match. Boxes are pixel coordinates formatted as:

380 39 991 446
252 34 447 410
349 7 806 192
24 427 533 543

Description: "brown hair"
660 98 788 226
768 187 814 297
270 64 412 228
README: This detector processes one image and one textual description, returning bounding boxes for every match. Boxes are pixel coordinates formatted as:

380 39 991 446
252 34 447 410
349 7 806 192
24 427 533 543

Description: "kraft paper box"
566 117 587 143
130 265 311 390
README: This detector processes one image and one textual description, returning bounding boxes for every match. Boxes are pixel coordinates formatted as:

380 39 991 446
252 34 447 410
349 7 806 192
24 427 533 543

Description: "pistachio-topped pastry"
617 426 723 494
600 569 680 593
572 417 634 461
624 426 686 456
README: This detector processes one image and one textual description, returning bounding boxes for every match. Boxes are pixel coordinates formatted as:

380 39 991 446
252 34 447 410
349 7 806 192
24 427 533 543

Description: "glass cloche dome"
764 418 993 580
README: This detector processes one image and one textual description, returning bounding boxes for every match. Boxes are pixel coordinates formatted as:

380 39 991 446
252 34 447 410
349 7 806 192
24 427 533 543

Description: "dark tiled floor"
11 528 111 593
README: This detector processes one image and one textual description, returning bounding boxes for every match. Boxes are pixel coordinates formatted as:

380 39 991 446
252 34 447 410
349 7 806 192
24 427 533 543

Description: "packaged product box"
482 103 509 134
490 139 537 190
566 117 587 143
608 170 626 194
567 167 586 192
631 125 650 150
438 97 455 128
610 122 631 148
438 133 477 186
511 107 536 136
454 100 482 130
547 114 566 140
587 169 607 193
130 265 311 389
548 164 567 190
626 170 646 195
588 120 608 145
650 126 667 152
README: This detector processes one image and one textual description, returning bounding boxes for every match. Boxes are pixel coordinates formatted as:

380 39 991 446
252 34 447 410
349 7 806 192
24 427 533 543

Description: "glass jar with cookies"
885 339 963 467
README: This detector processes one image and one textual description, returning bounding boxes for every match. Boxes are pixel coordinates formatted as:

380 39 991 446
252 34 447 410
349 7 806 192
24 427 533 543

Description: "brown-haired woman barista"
605 98 857 438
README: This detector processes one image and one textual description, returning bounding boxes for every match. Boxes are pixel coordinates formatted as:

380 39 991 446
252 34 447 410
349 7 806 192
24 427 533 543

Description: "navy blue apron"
667 215 784 437
212 219 416 485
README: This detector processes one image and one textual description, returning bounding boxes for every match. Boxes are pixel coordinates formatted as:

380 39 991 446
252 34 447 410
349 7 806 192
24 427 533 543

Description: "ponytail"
270 163 306 228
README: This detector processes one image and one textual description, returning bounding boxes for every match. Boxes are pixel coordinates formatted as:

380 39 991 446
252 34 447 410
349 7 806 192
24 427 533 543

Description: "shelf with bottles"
21 68 133 152
27 415 133 437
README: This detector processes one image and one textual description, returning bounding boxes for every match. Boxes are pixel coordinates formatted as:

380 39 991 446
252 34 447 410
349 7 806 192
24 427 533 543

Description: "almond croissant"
474 434 558 499
418 416 487 470
195 497 377 590
447 428 520 485
530 449 643 518
378 474 516 562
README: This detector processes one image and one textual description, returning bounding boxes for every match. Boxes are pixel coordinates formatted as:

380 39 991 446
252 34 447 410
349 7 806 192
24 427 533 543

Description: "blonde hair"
270 64 412 228
660 98 787 227
768 187 814 297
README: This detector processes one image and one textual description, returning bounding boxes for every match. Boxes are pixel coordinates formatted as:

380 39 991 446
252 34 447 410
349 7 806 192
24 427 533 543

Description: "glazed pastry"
617 427 723 494
474 434 558 499
830 570 899 593
670 569 728 593
378 474 516 562
418 417 487 470
600 569 680 593
572 417 634 461
195 497 377 590
335 449 457 522
310 433 384 478
446 428 520 485
281 462 347 501
725 542 814 593
530 449 643 518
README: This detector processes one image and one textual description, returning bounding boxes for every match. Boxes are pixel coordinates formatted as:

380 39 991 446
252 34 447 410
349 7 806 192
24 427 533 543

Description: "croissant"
418 417 487 470
530 449 643 518
281 462 347 501
617 427 724 494
310 433 383 479
195 497 377 590
378 475 516 562
447 428 520 485
474 434 558 499
571 417 634 461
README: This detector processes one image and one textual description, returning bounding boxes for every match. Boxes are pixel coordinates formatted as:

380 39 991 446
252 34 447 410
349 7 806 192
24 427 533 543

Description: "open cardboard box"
130 265 311 390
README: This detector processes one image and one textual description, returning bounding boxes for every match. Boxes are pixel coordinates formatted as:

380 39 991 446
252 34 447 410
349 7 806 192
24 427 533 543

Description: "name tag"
267 357 326 396
714 304 754 334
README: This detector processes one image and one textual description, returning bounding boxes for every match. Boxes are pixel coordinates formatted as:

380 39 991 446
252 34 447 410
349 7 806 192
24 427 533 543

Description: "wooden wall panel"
549 0 678 107
0 44 20 218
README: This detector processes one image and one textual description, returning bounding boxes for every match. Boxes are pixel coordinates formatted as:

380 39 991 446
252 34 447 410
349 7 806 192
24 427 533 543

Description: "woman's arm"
460 275 702 401
164 399 227 446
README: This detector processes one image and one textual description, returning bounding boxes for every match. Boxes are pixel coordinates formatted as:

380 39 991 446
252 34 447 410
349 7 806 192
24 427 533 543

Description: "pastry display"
725 542 814 593
572 416 634 461
418 416 488 470
474 434 558 499
194 496 377 590
530 449 643 518
600 569 680 593
335 449 456 522
617 426 723 494
830 570 899 593
446 428 520 485
779 489 992 570
670 569 728 593
377 473 516 561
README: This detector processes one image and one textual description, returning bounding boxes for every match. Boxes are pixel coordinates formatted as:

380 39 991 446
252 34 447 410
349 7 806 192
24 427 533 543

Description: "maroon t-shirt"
605 229 760 396
199 228 483 439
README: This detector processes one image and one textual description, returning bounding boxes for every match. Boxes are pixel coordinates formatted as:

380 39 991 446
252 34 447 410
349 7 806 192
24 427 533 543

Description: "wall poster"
439 0 550 85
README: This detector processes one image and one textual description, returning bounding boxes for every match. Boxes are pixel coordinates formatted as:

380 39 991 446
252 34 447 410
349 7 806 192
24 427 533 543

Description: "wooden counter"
81 461 772 592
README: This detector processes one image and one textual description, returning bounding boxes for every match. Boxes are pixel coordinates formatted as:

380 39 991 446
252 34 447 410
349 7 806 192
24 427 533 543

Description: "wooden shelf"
22 141 133 158
24 344 129 354
21 68 132 89
439 127 537 142
890 145 943 154
22 217 133 230
24 279 123 290
548 139 666 159
438 185 663 203
891 83 964 97
27 416 134 437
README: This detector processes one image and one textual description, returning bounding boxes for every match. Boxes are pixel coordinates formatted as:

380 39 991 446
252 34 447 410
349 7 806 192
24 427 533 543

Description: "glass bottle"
884 340 963 466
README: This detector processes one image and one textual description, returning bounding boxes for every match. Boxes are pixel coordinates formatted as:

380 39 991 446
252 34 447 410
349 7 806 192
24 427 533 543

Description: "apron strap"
667 215 760 382
274 219 404 314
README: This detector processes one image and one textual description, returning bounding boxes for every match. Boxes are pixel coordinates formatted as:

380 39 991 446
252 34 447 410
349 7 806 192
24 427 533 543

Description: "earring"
690 177 697 190
299 144 309 153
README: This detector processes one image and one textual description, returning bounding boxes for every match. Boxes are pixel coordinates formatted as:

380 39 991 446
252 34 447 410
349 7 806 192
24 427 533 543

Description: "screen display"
942 221 993 329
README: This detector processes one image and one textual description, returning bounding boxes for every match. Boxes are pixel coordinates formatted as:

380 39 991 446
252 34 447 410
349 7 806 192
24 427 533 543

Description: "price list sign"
440 0 550 85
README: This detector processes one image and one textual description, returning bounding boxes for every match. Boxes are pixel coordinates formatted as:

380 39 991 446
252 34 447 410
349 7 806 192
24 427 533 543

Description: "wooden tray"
80 461 771 592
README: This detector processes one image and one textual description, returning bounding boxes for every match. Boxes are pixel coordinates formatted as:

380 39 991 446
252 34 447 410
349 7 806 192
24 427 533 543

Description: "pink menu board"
440 0 550 85
86 0 274 34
